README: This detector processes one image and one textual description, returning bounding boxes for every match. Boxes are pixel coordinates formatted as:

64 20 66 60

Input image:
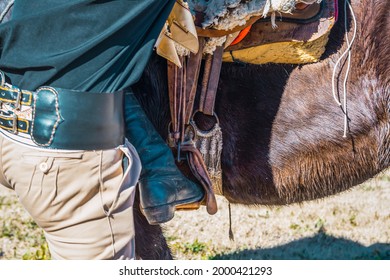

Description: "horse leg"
134 187 173 260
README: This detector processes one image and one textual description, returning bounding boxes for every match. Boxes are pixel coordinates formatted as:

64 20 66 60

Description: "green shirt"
0 0 174 92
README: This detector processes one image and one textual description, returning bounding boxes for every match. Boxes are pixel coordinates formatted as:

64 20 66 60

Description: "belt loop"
0 71 5 86
14 87 22 110
0 71 5 108
12 112 18 134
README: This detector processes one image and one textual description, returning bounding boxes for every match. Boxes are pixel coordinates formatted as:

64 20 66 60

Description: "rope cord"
331 0 358 137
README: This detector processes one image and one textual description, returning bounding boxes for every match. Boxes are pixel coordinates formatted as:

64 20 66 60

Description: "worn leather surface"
46 88 125 150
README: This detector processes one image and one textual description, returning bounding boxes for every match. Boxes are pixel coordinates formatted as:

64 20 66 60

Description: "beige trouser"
0 133 141 260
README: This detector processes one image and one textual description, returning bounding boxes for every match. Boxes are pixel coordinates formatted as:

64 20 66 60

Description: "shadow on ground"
212 231 390 260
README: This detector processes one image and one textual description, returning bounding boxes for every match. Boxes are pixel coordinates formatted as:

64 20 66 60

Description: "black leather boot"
124 92 204 225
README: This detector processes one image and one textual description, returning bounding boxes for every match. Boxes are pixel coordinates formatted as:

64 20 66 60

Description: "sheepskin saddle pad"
188 0 322 30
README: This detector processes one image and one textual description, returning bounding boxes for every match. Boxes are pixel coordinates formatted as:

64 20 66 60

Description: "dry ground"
0 170 389 260
163 170 390 260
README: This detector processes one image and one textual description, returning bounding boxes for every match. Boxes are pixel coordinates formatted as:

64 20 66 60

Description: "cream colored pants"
0 133 141 260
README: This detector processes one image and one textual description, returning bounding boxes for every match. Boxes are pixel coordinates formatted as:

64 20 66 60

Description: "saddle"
158 0 337 215
223 0 338 64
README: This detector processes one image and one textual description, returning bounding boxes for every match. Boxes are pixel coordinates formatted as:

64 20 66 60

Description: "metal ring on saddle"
185 110 223 196
186 110 220 140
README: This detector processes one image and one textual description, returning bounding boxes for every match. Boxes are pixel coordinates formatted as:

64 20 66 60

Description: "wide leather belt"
0 83 125 150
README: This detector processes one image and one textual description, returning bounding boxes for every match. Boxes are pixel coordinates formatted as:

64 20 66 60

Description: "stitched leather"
0 86 33 106
0 84 125 150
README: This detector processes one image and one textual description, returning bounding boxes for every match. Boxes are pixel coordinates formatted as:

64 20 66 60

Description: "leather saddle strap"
167 38 218 214
168 38 205 142
184 37 204 124
199 45 224 116
181 142 218 215
167 57 185 143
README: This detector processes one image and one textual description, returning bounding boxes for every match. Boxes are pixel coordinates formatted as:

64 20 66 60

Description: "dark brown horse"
0 0 388 260
132 0 389 259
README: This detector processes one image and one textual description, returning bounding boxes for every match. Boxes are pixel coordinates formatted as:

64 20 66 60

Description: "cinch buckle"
0 81 22 110
0 109 19 134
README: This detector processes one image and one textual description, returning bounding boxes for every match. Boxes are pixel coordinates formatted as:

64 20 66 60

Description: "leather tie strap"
181 142 218 215
184 37 204 124
167 56 185 144
199 45 224 116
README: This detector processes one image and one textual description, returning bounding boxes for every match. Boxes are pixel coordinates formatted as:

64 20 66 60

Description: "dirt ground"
163 170 390 260
0 170 389 260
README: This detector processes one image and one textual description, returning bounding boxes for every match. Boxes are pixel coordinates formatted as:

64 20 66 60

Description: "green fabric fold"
0 0 175 92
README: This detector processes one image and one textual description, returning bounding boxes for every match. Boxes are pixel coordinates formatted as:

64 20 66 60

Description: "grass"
0 192 50 260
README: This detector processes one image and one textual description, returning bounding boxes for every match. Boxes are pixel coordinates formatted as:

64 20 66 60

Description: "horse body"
219 0 389 206
133 0 389 259
136 0 389 207
0 0 387 260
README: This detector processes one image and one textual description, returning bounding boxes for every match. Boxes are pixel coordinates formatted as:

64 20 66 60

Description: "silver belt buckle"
0 109 19 134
